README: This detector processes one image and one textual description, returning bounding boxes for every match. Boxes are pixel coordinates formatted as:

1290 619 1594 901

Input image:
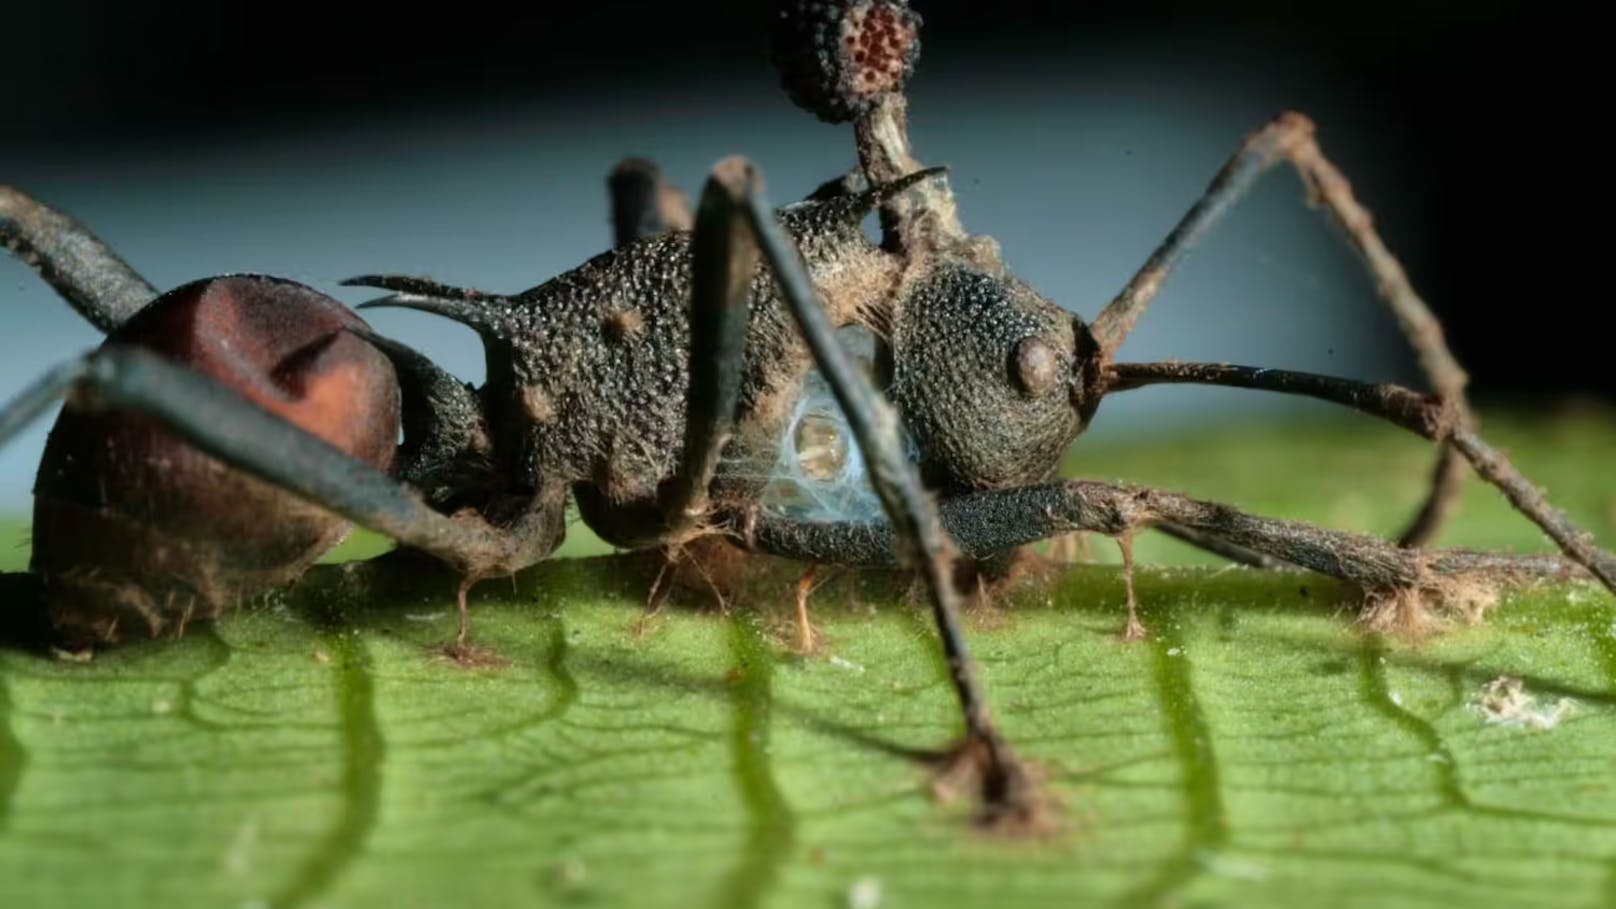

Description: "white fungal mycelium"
757 326 916 522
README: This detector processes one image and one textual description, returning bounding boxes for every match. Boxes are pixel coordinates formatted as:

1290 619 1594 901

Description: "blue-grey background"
1 1 1599 513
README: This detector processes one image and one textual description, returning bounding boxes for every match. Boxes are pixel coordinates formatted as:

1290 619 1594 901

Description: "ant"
3 0 1613 829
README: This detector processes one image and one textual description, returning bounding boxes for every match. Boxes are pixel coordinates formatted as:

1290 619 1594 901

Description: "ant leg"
1088 112 1469 547
446 486 568 656
1107 361 1616 593
733 480 1583 625
793 564 820 653
0 347 565 588
2 186 156 332
1155 522 1292 571
1115 533 1145 641
607 158 692 248
554 160 758 551
341 328 492 504
654 164 758 536
716 157 1042 829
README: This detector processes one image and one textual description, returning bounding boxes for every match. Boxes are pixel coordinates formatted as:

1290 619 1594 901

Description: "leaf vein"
268 629 382 909
715 615 795 909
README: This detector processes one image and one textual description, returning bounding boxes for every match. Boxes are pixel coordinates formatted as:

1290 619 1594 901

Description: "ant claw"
434 641 508 670
1116 533 1148 642
1121 616 1149 643
930 733 1054 836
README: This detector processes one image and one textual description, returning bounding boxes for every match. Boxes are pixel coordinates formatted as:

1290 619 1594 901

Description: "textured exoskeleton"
5 0 1615 828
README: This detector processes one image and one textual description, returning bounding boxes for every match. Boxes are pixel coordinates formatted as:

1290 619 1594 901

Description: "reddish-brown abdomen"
31 275 400 645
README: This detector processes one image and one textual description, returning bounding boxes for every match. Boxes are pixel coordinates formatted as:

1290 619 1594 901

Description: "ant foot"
434 641 508 669
930 733 1056 835
1120 615 1149 642
789 619 829 656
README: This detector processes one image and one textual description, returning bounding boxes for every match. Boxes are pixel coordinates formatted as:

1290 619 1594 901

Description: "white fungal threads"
759 326 915 521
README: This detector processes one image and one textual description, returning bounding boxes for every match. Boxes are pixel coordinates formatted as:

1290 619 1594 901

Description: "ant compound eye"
1012 337 1060 398
770 0 922 123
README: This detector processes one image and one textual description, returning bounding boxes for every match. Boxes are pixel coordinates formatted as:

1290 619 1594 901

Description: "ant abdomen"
31 275 399 646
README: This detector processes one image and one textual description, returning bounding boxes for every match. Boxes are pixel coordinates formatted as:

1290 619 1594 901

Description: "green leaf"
2 410 1615 908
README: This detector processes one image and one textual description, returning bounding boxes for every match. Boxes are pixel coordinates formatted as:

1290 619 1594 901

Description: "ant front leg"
703 157 1047 831
0 345 566 652
1088 112 1471 550
736 479 1588 636
1106 360 1616 594
1 186 156 332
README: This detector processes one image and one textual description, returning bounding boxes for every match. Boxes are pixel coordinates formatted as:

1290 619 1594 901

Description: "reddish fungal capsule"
770 0 922 123
31 275 400 645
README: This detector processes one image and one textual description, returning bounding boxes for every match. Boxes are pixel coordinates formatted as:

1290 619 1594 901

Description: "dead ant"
2 0 1613 829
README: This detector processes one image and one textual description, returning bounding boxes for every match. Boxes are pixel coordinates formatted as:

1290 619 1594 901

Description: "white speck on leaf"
50 646 93 663
847 875 882 909
223 814 260 876
1474 676 1575 730
828 655 865 673
555 857 589 891
1196 850 1268 881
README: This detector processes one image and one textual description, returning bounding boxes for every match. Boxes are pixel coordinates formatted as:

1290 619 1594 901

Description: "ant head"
889 264 1100 491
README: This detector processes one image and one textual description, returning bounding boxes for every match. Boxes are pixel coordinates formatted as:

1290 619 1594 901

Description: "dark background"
5 0 1601 396
0 1 1605 505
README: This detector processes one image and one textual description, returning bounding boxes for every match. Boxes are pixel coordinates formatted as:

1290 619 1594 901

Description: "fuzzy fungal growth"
770 0 922 123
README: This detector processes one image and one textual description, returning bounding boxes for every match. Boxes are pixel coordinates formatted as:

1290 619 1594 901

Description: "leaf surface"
2 412 1615 908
